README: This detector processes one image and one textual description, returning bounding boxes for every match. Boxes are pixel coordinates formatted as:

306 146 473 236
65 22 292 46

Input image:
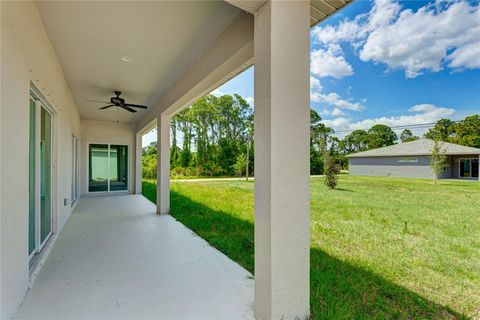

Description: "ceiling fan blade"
84 99 111 104
99 104 115 110
123 103 148 109
120 105 137 113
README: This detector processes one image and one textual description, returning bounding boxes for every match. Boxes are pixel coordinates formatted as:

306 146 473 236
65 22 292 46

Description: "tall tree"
343 130 369 152
310 109 333 174
367 124 398 149
454 114 480 148
424 119 456 142
170 118 179 166
400 129 419 143
176 108 194 167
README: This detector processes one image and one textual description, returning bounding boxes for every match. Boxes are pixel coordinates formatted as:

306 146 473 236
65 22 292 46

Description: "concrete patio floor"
16 195 254 319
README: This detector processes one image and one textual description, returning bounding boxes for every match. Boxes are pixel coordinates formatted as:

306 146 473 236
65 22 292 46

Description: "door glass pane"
460 159 471 178
75 138 80 199
71 136 79 202
40 107 52 243
110 145 128 191
472 159 479 178
89 144 109 192
29 98 36 254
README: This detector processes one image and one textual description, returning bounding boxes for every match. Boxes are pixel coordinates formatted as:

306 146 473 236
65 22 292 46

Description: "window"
398 157 418 163
71 135 80 205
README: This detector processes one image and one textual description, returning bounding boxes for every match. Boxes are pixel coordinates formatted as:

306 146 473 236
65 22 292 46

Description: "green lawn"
142 176 480 319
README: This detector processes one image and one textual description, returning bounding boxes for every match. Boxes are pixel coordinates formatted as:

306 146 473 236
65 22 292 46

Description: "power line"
331 120 463 134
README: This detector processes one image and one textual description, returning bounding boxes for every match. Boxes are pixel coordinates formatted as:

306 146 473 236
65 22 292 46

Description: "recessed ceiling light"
121 56 133 63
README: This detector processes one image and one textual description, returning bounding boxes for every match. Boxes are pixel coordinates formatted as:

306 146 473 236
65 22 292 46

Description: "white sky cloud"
319 107 347 117
310 76 364 111
331 108 346 116
323 103 455 133
312 0 480 78
310 44 354 79
211 88 224 97
245 96 254 107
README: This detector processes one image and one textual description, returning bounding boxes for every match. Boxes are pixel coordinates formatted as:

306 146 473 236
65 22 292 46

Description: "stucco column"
135 132 143 194
254 1 310 319
156 114 170 214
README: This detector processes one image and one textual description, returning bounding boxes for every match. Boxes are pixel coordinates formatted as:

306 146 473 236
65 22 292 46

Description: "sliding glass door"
89 144 128 192
29 93 53 259
460 158 479 178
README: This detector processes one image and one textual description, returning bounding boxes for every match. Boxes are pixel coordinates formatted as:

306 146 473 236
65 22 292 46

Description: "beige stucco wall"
0 2 81 318
80 120 137 195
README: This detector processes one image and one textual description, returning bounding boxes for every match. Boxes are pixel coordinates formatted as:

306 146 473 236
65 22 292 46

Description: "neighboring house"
347 139 480 180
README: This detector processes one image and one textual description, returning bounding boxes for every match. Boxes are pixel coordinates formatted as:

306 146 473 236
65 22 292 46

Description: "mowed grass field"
142 176 480 319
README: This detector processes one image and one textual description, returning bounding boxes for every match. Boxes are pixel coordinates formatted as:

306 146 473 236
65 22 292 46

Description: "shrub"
324 152 338 189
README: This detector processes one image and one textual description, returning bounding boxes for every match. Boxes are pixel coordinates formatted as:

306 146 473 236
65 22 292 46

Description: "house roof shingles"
347 139 480 158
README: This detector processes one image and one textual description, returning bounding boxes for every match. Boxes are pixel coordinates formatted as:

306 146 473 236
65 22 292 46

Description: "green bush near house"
142 176 479 319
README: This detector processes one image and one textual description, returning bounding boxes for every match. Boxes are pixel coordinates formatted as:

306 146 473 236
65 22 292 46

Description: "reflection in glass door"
110 145 128 191
29 92 53 260
89 144 109 192
89 144 128 192
28 97 36 256
40 108 52 244
460 159 471 178
473 159 479 178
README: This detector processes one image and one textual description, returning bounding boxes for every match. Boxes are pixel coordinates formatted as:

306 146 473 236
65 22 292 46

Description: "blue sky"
144 0 480 146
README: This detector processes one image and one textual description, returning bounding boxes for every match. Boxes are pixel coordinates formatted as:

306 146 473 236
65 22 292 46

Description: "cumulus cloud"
310 76 364 111
331 108 346 116
312 0 480 78
310 76 323 91
323 103 455 132
313 92 363 111
310 44 354 79
319 107 347 117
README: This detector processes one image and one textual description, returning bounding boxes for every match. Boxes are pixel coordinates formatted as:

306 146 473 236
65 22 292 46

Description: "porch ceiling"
35 1 240 123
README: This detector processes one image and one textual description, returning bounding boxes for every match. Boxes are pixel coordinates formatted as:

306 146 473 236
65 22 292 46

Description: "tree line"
142 93 480 178
142 94 253 179
325 114 480 172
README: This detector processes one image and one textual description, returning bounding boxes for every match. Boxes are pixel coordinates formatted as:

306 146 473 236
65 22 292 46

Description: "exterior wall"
80 120 137 195
348 156 439 179
0 2 81 318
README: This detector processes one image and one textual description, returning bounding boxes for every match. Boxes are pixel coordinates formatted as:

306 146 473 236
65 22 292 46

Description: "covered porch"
16 195 254 319
1 1 350 319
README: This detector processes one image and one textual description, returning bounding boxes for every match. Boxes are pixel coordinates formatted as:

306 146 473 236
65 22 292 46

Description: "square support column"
156 114 170 215
135 132 143 194
254 1 311 319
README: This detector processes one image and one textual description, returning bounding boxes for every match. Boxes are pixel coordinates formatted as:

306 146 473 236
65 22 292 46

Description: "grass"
142 176 480 319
